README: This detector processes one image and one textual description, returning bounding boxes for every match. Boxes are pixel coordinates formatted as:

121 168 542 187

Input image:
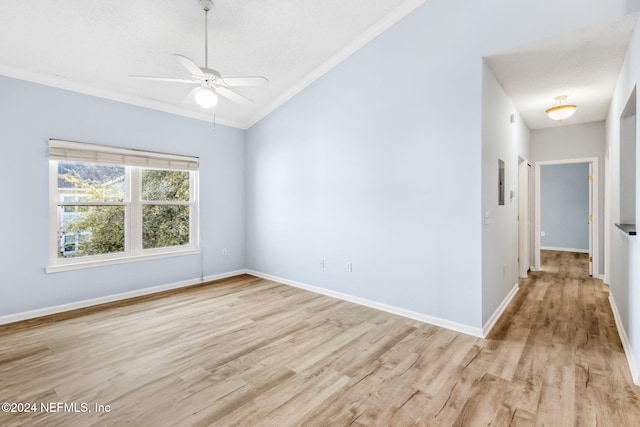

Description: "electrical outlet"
541 231 546 237
222 248 228 256
346 262 352 272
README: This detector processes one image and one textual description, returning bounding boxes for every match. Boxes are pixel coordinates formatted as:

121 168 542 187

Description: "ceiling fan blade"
216 86 254 106
130 75 196 84
222 76 269 87
174 54 205 77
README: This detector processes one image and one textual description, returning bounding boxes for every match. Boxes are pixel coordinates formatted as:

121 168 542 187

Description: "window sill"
46 248 201 274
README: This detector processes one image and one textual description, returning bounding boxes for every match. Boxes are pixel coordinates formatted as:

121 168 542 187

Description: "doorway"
534 158 598 276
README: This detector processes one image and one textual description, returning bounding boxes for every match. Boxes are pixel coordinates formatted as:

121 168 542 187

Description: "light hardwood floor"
1 251 639 426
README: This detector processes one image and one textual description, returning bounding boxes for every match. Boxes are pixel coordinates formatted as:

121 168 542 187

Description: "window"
47 140 199 273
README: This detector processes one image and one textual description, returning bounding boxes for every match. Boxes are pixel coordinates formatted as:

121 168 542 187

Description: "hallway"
539 249 589 276
490 249 640 425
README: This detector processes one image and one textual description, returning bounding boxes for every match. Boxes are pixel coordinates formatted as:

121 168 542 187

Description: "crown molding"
243 0 426 129
0 0 425 131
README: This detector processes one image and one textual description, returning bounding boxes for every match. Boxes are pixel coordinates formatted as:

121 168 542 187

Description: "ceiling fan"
130 0 268 109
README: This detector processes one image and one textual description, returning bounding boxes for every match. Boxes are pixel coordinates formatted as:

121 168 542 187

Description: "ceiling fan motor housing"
199 0 213 12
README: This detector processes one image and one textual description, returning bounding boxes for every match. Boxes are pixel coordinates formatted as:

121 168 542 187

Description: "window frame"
47 140 200 274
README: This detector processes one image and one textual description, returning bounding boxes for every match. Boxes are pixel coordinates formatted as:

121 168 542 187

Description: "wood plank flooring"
1 251 639 426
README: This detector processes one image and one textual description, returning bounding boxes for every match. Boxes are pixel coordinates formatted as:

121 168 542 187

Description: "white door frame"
534 157 598 274
518 158 530 278
604 146 611 284
588 162 594 276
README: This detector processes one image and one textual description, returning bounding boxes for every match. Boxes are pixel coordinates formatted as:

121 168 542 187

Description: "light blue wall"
628 0 640 13
540 163 590 251
245 0 627 329
0 0 631 330
481 63 530 327
246 2 483 328
0 75 245 317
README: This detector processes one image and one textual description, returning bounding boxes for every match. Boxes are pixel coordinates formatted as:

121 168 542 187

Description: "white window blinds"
48 139 199 171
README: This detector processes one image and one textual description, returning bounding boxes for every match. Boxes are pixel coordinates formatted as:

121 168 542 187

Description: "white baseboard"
0 269 248 326
482 283 519 337
609 294 640 386
246 270 483 338
540 246 589 254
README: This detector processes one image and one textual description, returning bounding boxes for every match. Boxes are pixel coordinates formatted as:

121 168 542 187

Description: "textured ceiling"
486 14 639 130
0 0 424 129
2 2 637 131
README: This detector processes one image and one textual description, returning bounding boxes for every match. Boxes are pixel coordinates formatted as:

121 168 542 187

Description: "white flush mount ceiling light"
194 88 218 108
545 95 577 123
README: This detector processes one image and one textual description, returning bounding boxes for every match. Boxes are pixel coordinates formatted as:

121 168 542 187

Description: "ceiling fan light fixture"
545 95 577 122
194 88 218 108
